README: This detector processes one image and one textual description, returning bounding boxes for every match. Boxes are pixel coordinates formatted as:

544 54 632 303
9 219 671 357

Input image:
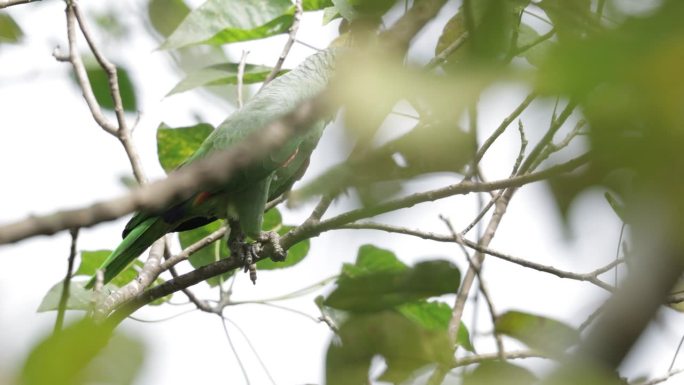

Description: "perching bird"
86 49 337 288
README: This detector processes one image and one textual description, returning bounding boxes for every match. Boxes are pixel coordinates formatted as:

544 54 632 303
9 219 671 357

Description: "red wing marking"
281 146 300 168
193 191 213 206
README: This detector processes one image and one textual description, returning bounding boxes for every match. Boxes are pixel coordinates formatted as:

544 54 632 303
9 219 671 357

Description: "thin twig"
128 308 198 323
262 0 303 87
281 154 589 250
222 316 277 385
442 216 504 358
426 32 469 69
615 223 626 287
54 228 79 333
670 335 684 372
59 3 117 135
96 239 166 319
0 0 37 8
637 368 684 385
220 317 251 385
475 94 536 164
341 222 619 291
452 350 545 368
160 225 228 271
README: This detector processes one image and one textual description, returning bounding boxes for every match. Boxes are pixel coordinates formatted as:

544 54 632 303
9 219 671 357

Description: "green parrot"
86 49 337 288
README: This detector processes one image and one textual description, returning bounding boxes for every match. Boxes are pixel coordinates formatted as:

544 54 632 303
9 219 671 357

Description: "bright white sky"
0 1 681 384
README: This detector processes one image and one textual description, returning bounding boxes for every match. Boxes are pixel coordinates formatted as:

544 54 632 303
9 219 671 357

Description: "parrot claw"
258 231 286 262
227 229 285 285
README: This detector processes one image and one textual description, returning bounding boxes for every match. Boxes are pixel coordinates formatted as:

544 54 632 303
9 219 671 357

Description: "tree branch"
0 96 330 245
54 228 79 333
280 154 589 250
0 0 37 8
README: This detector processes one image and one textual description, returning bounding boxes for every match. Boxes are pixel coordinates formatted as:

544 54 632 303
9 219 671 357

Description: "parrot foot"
230 242 259 285
242 244 259 285
257 231 286 262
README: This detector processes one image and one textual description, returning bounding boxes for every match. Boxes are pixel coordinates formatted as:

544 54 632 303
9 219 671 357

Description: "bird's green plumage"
86 50 337 288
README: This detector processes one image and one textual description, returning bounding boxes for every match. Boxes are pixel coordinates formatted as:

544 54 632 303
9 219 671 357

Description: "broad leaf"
516 23 555 67
325 259 460 312
161 0 294 50
322 6 341 24
495 310 579 355
303 0 333 11
341 244 407 278
75 250 146 288
0 12 23 43
21 319 144 385
37 281 115 312
398 300 475 352
462 360 537 385
156 122 214 173
331 0 397 21
148 0 190 37
167 63 286 96
326 311 452 385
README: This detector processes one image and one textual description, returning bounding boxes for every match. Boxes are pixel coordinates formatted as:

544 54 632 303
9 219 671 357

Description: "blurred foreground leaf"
495 310 579 356
0 12 23 43
326 310 452 385
20 320 145 385
462 360 536 385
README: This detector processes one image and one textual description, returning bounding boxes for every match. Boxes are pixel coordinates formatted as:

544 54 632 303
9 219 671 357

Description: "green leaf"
82 62 137 112
462 360 537 385
37 281 114 312
325 259 460 312
179 220 232 287
156 122 214 173
495 310 579 356
74 250 111 277
331 0 397 21
148 0 190 37
322 6 341 24
516 23 554 67
167 62 287 96
326 311 452 385
537 0 592 41
161 0 294 50
457 320 476 353
341 244 407 278
303 0 334 11
398 300 475 352
0 12 23 43
74 249 148 289
261 208 283 232
75 250 135 288
21 319 145 385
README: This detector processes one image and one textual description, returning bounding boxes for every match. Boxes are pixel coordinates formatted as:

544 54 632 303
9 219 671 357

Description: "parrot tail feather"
85 216 171 289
